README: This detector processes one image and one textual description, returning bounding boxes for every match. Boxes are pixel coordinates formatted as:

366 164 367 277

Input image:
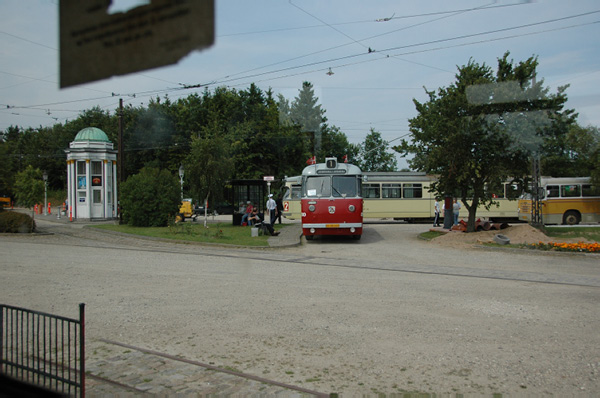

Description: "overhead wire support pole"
118 98 123 224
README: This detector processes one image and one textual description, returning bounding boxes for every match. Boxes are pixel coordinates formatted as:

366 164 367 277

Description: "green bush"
0 211 36 233
120 167 181 227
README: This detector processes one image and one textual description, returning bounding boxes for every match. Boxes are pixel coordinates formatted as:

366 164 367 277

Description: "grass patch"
544 226 600 242
92 222 283 247
419 230 445 240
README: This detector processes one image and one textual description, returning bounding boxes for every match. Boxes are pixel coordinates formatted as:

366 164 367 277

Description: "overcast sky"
1 0 599 168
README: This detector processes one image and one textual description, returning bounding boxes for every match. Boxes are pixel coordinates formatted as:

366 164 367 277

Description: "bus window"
332 176 358 197
561 184 580 197
363 183 380 199
403 183 422 198
382 183 401 198
582 184 600 197
546 185 559 198
305 176 331 198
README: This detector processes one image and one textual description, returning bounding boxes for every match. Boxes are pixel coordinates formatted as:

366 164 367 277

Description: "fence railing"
0 303 85 397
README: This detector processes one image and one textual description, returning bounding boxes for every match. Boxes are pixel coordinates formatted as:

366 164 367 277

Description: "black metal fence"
0 303 85 397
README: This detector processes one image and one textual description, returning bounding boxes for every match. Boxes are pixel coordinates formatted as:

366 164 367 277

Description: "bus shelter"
231 179 267 225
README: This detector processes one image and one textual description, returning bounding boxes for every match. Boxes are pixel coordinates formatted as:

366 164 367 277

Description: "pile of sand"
430 224 585 249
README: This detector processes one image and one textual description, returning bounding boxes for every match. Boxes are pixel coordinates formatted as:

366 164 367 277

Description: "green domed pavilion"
65 127 118 220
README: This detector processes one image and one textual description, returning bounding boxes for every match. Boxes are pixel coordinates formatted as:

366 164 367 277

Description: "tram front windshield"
305 175 358 198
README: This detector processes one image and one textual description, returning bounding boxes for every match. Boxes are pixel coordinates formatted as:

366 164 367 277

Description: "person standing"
266 194 277 225
452 198 461 225
275 193 283 224
433 198 441 227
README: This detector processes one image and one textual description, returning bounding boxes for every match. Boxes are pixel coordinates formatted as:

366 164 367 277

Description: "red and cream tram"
301 157 363 240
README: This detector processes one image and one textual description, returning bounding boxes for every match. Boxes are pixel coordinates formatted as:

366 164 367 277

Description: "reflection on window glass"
506 183 521 200
332 176 357 197
92 161 102 175
382 183 401 198
582 184 600 197
77 161 86 175
363 184 380 198
403 183 422 198
292 186 301 199
486 182 505 198
93 190 102 204
546 185 559 198
305 176 330 197
561 185 580 197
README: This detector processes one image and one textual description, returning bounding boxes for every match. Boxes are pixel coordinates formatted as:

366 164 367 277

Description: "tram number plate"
325 224 340 228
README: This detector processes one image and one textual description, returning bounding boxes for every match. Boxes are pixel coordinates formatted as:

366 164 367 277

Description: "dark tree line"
1 82 380 205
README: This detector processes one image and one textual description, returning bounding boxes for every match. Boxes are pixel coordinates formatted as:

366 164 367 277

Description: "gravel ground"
1 217 599 396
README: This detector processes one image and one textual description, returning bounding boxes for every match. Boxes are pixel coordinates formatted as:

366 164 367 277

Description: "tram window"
291 186 301 199
546 185 559 198
332 176 358 197
363 184 380 198
561 184 580 198
305 176 331 197
382 184 401 198
582 184 600 197
403 183 422 198
486 182 504 199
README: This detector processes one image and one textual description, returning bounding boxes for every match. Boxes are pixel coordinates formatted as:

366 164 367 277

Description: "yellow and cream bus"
518 177 600 225
284 172 521 222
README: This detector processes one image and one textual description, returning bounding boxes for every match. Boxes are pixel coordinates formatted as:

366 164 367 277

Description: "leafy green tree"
14 165 45 210
540 120 600 177
120 167 180 227
357 128 398 172
394 53 568 232
320 124 360 164
591 142 600 188
184 135 234 227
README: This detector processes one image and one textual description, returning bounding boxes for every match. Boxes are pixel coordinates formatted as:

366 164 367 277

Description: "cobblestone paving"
86 339 325 397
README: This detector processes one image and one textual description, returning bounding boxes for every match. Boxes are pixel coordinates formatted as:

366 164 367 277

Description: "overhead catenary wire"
1 7 598 127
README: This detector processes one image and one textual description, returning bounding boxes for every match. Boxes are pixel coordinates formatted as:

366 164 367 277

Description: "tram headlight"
308 204 316 212
348 204 356 212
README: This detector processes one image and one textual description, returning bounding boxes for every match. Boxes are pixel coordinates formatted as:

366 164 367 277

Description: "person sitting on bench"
247 208 280 236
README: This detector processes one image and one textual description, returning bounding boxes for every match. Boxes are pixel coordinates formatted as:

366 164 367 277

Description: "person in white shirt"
266 194 277 225
433 198 441 227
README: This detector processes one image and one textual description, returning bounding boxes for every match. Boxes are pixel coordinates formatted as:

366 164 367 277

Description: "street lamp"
42 171 48 216
178 165 184 201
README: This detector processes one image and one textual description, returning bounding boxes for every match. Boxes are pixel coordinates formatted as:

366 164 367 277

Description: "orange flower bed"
529 241 600 253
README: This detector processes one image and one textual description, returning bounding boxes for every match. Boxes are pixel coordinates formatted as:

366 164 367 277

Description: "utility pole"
531 155 542 227
118 98 123 184
118 98 123 224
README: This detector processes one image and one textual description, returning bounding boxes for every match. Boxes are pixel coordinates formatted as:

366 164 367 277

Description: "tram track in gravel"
8 226 600 289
